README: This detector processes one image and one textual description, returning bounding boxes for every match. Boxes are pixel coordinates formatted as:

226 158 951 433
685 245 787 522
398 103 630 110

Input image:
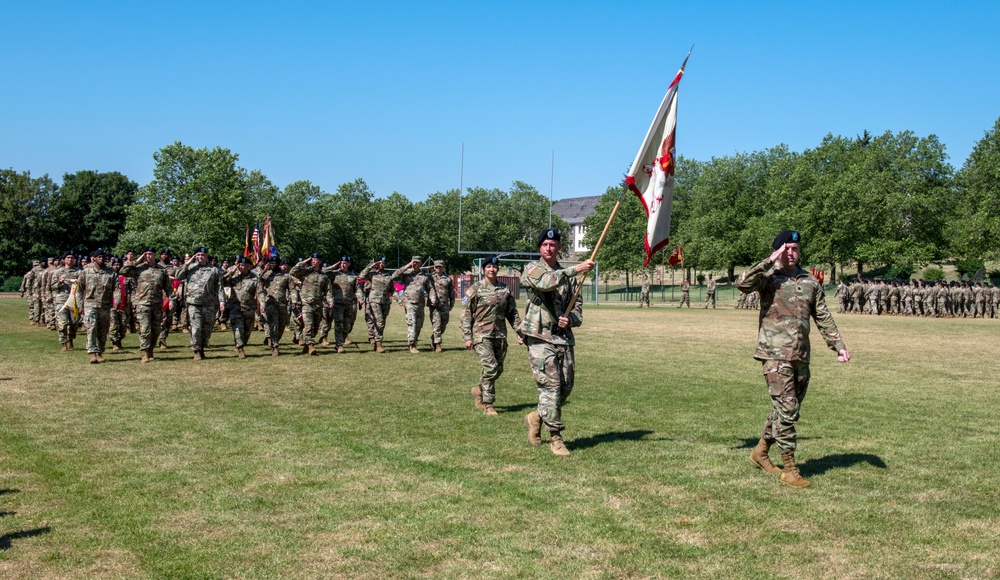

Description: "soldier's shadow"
0 527 52 551
495 403 536 413
569 430 661 451
732 437 820 450
799 453 886 476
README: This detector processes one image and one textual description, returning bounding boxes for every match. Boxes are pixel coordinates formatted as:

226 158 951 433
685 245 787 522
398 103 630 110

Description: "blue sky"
2 1 998 201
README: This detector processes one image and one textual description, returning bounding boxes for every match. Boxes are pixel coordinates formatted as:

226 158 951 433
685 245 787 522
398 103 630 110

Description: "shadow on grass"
495 403 537 413
569 430 661 451
0 489 20 496
799 453 887 476
0 511 15 518
0 527 52 551
732 437 820 450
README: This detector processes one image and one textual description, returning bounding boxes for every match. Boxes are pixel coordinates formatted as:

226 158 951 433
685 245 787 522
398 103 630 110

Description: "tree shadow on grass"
799 453 886 477
0 527 51 551
569 430 663 451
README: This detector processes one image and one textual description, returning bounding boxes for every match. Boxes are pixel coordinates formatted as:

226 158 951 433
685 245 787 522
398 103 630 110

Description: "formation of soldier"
834 279 1000 318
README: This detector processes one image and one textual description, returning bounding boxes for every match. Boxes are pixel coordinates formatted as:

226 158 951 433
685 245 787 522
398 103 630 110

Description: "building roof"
551 195 602 226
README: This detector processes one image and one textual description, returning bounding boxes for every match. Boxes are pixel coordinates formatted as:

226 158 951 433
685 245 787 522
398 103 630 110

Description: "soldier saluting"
738 230 850 488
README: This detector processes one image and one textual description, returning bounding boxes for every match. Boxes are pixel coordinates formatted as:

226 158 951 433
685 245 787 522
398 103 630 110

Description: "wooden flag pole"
565 182 628 308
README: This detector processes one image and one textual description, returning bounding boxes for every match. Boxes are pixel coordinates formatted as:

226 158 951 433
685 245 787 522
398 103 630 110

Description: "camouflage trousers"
403 301 425 345
110 309 127 344
228 305 256 348
761 359 810 453
29 296 42 322
366 301 391 342
178 301 189 329
319 303 333 342
430 306 450 346
186 303 217 351
678 292 690 308
474 338 508 404
264 302 289 347
159 304 173 345
704 291 716 309
638 290 650 307
83 307 111 354
56 305 79 345
525 337 575 434
301 303 323 346
290 305 303 343
44 299 56 327
134 304 163 351
333 301 357 346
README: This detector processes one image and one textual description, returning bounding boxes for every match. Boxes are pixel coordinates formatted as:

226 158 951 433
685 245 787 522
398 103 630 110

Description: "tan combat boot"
146 348 156 362
89 353 99 364
344 339 352 346
336 345 345 353
780 451 810 487
434 343 442 353
95 352 106 363
68 339 74 350
525 412 542 446
550 433 571 457
375 341 385 353
236 347 246 359
112 341 121 351
483 404 498 416
750 437 781 475
471 387 486 409
272 346 279 357
321 338 330 346
61 343 68 351
193 350 203 361
409 343 419 354
308 344 318 356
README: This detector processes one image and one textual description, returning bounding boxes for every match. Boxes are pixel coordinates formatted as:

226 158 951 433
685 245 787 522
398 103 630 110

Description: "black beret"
235 256 250 264
194 246 208 254
90 248 104 257
280 260 290 266
143 246 156 254
771 230 801 250
310 252 321 259
341 255 351 262
484 256 500 267
267 255 279 263
537 229 562 247
160 248 170 255
111 256 122 264
60 251 73 259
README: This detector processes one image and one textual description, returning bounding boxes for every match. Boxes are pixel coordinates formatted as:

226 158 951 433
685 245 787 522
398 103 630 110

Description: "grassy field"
1 296 998 578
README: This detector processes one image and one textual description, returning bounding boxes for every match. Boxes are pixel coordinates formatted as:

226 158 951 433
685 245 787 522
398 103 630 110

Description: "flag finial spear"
681 45 694 71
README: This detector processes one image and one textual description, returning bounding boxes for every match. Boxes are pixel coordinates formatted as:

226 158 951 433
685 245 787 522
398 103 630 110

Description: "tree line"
584 118 1000 282
3 117 999 281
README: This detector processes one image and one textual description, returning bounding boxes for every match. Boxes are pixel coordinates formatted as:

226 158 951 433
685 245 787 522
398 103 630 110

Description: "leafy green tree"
953 117 1000 260
48 170 138 254
0 169 59 276
581 183 647 284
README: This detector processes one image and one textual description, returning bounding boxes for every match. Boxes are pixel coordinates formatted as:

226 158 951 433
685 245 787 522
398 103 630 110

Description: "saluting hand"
769 244 787 269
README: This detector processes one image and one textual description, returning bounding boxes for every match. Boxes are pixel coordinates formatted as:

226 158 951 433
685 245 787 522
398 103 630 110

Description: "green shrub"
886 264 913 280
955 259 984 277
696 273 705 285
1 276 24 292
923 267 945 281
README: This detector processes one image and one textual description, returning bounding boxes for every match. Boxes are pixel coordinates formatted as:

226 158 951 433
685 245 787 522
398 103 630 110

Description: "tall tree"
953 117 1000 260
48 170 138 253
0 169 59 276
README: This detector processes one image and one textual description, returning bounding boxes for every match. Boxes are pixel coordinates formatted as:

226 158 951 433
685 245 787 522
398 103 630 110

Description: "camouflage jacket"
41 268 56 301
461 278 521 344
259 270 293 305
174 261 223 306
358 263 396 304
120 261 171 307
431 272 455 312
25 266 43 296
49 265 82 305
75 263 118 310
223 268 262 310
392 265 438 306
737 259 845 363
706 278 717 294
519 260 583 346
641 278 651 292
322 266 360 305
289 260 333 306
681 279 690 293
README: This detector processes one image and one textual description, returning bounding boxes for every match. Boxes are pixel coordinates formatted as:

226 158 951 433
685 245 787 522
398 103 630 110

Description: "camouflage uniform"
638 274 651 307
902 282 914 315
429 269 455 348
991 284 1000 319
678 279 690 308
835 281 848 313
704 276 717 308
888 282 900 315
158 257 178 347
461 277 521 405
259 267 293 349
50 263 82 347
174 259 223 353
737 259 846 453
41 264 58 328
322 264 361 348
75 261 118 355
392 263 439 348
849 281 863 313
358 262 397 345
109 270 129 347
23 262 43 323
289 277 304 344
289 259 333 347
520 259 583 435
222 266 262 350
119 259 171 352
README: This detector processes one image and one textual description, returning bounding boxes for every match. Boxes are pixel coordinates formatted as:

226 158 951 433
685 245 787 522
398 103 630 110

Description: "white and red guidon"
626 63 685 266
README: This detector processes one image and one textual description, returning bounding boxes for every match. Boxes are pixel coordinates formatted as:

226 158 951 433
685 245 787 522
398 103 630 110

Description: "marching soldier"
289 253 333 355
75 249 118 364
392 256 439 353
462 256 522 416
323 256 361 353
174 247 223 360
50 252 82 351
678 277 691 308
358 257 395 353
429 260 455 352
704 273 717 308
259 256 293 356
222 257 263 359
120 247 172 363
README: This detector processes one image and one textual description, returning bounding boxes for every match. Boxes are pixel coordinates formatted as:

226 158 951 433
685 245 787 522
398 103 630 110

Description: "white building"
550 196 601 261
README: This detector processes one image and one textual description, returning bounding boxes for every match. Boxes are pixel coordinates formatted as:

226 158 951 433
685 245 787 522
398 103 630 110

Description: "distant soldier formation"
834 279 1000 318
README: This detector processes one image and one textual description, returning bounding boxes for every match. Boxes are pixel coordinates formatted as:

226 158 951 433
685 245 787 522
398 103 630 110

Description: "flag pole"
564 182 629 308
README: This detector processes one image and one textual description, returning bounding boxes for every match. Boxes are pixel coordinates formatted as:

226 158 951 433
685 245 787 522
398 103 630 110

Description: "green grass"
1 296 998 578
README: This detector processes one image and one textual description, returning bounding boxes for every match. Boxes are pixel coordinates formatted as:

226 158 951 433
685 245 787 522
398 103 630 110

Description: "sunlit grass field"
1 296 998 578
